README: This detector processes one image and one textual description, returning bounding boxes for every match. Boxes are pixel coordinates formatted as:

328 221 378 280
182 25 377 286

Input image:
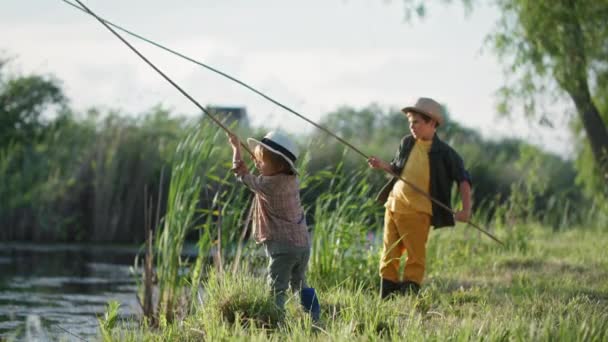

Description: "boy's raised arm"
227 133 249 177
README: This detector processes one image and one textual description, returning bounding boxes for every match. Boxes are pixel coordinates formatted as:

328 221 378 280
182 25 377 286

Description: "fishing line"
56 324 89 342
63 0 503 245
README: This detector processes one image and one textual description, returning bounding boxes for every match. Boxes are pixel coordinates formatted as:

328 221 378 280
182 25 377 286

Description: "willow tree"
489 0 608 192
399 0 608 191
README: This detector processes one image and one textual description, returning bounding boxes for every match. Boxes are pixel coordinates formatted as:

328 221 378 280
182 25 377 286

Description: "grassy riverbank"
103 225 608 341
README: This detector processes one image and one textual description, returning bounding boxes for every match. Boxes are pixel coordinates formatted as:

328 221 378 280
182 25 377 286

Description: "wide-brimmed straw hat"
402 97 445 126
247 131 299 171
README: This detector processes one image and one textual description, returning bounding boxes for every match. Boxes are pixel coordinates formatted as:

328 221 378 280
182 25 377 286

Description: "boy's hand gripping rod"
67 0 502 246
69 0 254 160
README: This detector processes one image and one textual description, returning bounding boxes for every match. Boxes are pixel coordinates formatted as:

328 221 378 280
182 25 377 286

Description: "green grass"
107 224 608 341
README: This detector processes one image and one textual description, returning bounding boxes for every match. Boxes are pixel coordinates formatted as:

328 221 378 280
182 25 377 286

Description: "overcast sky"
2 0 574 156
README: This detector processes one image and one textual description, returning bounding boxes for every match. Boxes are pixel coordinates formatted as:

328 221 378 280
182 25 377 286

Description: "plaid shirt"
239 174 310 247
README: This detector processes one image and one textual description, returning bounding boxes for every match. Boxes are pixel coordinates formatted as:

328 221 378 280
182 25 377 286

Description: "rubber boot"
380 278 400 299
400 280 421 295
300 287 321 322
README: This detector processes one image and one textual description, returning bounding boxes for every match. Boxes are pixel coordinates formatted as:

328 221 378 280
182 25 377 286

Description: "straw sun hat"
402 97 445 126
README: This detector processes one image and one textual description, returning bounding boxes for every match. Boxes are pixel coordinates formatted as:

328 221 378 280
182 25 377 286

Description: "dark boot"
400 281 421 295
381 279 400 299
300 287 320 322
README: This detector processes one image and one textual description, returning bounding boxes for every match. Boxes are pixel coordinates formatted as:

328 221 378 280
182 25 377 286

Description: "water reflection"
0 243 140 341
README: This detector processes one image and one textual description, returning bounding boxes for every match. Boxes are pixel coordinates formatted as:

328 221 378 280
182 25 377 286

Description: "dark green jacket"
376 134 472 229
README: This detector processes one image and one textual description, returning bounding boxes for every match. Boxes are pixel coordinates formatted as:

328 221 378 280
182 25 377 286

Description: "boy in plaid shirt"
228 131 320 321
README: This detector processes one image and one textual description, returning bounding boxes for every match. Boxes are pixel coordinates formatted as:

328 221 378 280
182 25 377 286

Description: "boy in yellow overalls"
368 97 472 298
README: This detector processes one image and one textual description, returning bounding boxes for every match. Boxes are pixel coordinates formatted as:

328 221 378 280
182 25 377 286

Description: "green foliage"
397 0 475 21
98 300 121 342
0 61 66 147
187 221 213 315
306 155 382 289
0 105 187 242
0 111 93 240
155 122 223 322
490 0 608 92
487 0 608 192
485 0 608 126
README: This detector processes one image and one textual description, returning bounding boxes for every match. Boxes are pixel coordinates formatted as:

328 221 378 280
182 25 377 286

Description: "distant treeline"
0 61 605 243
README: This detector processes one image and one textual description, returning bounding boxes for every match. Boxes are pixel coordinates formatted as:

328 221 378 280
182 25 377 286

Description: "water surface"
0 243 140 341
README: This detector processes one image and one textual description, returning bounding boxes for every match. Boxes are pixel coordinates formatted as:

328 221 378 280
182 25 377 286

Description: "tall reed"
305 149 383 290
155 122 221 322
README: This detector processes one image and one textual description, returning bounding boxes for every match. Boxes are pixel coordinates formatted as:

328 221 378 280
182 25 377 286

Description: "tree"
397 0 608 191
0 59 67 147
489 0 608 191
573 79 608 198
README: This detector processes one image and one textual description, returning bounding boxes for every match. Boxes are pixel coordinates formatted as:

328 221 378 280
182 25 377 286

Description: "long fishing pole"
64 0 503 246
66 0 254 159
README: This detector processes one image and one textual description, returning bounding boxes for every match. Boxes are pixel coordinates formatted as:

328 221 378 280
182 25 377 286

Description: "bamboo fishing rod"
64 0 503 246
67 0 254 159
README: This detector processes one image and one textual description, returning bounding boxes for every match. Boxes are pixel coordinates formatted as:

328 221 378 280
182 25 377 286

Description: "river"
0 243 141 341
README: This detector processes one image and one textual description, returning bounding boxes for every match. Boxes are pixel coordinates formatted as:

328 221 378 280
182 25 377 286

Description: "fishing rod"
65 0 254 159
64 0 503 246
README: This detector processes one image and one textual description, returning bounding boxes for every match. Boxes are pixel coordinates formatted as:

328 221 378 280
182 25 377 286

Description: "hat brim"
402 106 444 126
247 138 298 174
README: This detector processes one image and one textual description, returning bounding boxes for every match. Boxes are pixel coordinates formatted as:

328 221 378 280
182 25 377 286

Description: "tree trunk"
569 87 608 184
563 0 608 185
